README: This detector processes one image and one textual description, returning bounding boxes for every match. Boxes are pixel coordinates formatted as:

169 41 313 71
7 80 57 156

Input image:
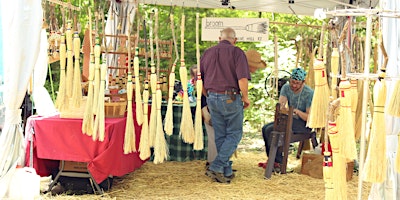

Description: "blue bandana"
291 68 307 81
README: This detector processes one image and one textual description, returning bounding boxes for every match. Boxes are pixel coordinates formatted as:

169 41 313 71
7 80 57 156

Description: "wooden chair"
264 103 318 179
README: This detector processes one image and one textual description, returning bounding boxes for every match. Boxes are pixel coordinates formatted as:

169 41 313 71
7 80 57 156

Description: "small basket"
104 99 127 118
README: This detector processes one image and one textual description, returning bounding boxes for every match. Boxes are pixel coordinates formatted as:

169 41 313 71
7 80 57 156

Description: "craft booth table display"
24 115 146 186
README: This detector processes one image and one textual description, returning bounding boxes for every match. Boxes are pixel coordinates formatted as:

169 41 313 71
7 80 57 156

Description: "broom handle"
317 23 325 60
170 14 179 71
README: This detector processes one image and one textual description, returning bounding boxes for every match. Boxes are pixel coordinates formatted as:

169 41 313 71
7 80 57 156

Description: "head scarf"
291 68 307 81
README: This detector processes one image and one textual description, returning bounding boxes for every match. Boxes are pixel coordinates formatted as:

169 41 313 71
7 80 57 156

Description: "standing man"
200 27 251 184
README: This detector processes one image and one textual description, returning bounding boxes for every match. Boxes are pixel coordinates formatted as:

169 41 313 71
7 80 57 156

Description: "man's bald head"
219 27 237 44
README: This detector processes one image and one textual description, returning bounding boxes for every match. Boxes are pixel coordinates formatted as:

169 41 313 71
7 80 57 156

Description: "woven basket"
104 99 127 118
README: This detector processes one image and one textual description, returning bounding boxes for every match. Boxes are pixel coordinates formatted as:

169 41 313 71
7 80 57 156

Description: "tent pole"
357 13 372 200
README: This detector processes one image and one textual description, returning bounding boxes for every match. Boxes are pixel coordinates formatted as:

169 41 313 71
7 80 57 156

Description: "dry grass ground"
41 148 371 200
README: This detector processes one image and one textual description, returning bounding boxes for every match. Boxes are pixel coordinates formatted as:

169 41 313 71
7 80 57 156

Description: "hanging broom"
164 13 179 136
139 81 151 160
148 11 157 148
153 83 169 164
350 78 358 139
65 21 74 100
71 32 83 107
363 71 387 182
93 61 107 141
124 12 136 153
307 24 330 129
82 54 95 136
55 35 67 112
134 5 143 126
193 11 203 150
82 9 95 136
179 13 195 144
92 37 101 115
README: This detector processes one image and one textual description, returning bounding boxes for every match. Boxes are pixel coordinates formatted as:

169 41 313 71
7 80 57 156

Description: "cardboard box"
61 161 88 172
301 152 353 181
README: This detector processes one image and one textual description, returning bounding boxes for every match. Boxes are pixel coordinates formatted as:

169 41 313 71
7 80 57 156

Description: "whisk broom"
92 38 101 115
93 61 107 142
139 81 151 160
193 12 203 150
363 71 387 182
153 83 169 164
65 21 74 100
55 35 67 111
179 13 195 144
72 32 83 107
164 13 179 136
148 11 157 148
307 24 330 129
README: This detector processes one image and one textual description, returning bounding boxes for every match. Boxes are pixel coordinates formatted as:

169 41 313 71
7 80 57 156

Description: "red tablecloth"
24 115 145 184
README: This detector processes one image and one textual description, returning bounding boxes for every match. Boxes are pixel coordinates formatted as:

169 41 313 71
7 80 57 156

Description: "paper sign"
201 17 269 42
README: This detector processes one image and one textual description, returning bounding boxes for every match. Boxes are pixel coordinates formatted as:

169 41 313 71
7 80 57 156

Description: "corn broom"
338 79 357 161
72 32 83 107
148 11 157 148
65 21 74 99
363 73 387 183
55 35 67 112
139 81 151 160
82 54 95 136
93 61 107 141
179 13 195 144
153 83 169 164
307 24 330 129
324 99 338 200
164 13 179 136
193 12 203 150
124 72 136 153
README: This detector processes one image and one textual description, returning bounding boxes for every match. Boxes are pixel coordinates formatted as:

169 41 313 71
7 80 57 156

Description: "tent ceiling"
142 0 379 16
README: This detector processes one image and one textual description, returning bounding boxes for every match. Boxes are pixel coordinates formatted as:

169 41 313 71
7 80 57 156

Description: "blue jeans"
207 92 243 177
262 118 311 163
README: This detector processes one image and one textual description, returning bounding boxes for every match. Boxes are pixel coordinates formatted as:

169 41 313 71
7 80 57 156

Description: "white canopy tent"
0 0 398 199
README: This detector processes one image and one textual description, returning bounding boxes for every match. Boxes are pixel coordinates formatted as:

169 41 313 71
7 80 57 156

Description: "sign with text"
201 17 269 42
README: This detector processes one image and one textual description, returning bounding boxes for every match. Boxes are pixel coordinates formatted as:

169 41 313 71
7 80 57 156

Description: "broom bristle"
194 79 203 150
153 86 169 164
66 50 74 99
82 54 95 136
307 60 330 128
139 83 150 160
179 66 195 144
56 35 67 111
386 80 400 117
338 80 357 161
323 151 334 200
124 80 133 154
363 79 387 183
72 32 83 108
97 63 107 142
164 71 175 135
148 70 158 147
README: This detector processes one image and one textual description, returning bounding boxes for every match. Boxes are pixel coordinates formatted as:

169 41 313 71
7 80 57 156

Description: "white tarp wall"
368 0 400 199
0 0 42 198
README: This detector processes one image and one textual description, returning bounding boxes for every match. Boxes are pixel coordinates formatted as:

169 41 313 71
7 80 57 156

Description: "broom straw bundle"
324 99 338 200
153 83 169 164
55 35 67 111
307 24 330 129
386 81 400 117
65 21 74 99
124 72 136 154
179 13 195 144
193 12 203 150
71 32 83 107
93 61 107 142
164 13 179 136
363 74 387 182
139 81 151 160
338 79 357 161
82 54 95 136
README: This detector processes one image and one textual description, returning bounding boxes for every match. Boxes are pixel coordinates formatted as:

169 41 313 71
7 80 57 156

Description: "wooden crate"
301 152 353 181
105 99 127 118
61 161 88 172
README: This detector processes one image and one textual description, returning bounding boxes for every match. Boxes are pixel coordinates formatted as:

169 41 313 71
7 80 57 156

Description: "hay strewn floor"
41 150 371 200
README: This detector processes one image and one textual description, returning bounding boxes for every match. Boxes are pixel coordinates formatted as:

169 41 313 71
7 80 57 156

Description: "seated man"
259 68 314 171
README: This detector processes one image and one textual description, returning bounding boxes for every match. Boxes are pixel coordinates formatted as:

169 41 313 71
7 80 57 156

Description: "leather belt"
207 90 238 95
